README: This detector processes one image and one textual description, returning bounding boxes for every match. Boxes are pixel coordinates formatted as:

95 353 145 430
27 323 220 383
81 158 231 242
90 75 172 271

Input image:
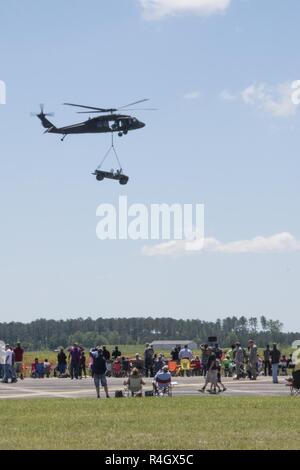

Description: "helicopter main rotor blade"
119 108 157 111
77 111 105 114
118 99 149 110
63 103 115 112
77 108 157 114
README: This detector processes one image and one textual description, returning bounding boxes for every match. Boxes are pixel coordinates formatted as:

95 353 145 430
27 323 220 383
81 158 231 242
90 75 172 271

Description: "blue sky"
0 0 300 331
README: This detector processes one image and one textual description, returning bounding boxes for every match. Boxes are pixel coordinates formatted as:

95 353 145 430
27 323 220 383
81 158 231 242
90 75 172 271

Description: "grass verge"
0 396 299 450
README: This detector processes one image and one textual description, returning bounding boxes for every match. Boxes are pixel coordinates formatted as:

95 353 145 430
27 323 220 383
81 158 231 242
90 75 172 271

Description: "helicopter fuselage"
43 113 145 136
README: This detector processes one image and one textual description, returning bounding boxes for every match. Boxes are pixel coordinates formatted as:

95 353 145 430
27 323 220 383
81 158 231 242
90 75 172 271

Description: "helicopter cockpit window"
111 120 120 131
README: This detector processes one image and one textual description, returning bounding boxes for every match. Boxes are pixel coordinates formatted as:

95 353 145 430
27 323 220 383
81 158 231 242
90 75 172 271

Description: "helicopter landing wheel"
123 130 128 135
118 132 123 137
119 177 129 185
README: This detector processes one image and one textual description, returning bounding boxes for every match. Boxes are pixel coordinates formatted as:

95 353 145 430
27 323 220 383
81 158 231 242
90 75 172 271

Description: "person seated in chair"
121 356 130 377
287 354 295 371
279 355 288 375
132 354 144 375
191 356 201 376
124 367 145 396
153 365 172 395
43 359 51 378
31 358 40 378
31 359 45 378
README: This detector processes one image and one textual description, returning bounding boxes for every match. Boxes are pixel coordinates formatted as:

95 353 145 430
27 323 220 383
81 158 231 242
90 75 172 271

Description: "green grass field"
0 397 299 450
23 345 148 367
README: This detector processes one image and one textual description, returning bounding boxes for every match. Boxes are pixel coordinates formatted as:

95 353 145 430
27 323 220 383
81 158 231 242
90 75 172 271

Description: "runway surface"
0 376 291 399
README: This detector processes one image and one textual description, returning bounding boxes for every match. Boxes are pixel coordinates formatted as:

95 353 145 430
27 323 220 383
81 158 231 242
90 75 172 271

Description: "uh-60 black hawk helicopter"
33 99 154 185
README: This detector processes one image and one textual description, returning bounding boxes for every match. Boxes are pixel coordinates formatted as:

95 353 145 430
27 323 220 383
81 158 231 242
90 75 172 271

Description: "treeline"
0 316 298 350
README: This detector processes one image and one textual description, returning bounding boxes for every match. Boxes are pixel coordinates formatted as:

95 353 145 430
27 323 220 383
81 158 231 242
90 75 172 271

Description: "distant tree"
260 315 267 331
249 317 258 335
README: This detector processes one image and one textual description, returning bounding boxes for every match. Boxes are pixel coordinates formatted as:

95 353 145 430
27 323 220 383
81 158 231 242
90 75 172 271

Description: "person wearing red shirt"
191 356 201 376
14 342 24 380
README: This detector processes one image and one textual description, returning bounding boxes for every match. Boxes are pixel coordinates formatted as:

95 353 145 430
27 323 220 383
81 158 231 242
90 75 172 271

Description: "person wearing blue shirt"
179 345 193 361
153 365 172 394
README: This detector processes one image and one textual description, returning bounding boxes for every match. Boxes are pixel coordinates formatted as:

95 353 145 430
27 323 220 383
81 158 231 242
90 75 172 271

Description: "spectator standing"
57 348 67 376
153 353 165 374
2 345 15 383
214 343 223 360
112 346 121 361
179 345 193 377
270 343 281 384
170 347 179 362
263 345 272 376
80 351 87 378
200 344 210 376
0 343 5 380
222 355 232 378
102 346 111 361
90 347 110 399
144 344 154 377
234 342 244 380
69 343 81 380
179 345 193 361
13 342 24 380
216 358 227 392
247 340 258 380
228 344 236 361
198 347 218 394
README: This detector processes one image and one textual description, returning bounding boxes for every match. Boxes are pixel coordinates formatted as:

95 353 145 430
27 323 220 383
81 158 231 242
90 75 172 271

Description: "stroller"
287 370 300 396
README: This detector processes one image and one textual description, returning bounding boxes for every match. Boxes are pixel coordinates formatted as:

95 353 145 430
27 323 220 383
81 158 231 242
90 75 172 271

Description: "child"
215 358 227 393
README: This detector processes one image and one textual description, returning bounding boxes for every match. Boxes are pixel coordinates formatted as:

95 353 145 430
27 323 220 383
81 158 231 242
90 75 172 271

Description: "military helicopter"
32 99 153 141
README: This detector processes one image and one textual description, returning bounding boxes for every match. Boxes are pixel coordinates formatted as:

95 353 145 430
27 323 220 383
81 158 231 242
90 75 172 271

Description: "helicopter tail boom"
38 113 56 130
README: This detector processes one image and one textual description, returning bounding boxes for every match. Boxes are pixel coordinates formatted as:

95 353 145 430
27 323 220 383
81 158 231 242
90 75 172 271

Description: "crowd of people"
0 340 297 397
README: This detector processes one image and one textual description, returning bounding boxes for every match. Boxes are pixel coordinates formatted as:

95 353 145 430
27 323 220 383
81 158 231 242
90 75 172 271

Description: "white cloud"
220 89 237 101
184 90 201 100
240 82 298 118
142 232 300 256
138 0 231 20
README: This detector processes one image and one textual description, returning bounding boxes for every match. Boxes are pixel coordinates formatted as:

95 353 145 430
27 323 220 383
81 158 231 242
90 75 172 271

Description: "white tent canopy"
292 340 300 348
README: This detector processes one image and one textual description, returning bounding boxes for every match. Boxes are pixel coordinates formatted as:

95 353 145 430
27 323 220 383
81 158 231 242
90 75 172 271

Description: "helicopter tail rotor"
31 104 55 118
31 104 56 129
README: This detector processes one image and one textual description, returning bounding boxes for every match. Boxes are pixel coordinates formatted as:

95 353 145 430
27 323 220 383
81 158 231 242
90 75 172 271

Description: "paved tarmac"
0 376 291 399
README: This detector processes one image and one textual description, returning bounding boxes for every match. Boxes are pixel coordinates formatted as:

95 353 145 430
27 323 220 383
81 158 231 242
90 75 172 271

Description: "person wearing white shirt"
2 345 16 383
0 343 5 380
